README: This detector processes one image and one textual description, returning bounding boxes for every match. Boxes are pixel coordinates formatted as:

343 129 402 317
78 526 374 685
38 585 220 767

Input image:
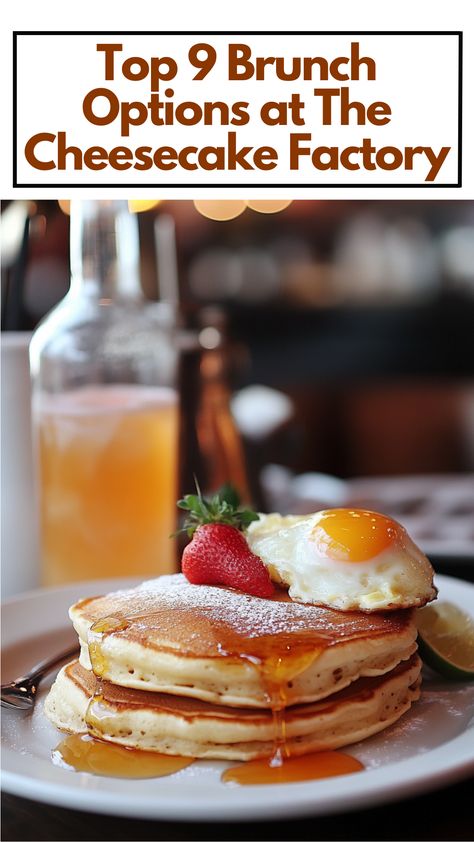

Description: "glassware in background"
1 332 39 598
30 201 179 586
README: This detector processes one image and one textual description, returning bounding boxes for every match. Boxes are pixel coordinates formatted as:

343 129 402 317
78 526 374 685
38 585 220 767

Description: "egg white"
246 512 437 612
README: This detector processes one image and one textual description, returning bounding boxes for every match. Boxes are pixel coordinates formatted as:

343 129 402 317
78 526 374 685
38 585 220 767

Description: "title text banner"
14 32 461 188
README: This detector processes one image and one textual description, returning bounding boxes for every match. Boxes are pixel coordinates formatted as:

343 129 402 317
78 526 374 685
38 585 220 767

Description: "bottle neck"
69 200 142 300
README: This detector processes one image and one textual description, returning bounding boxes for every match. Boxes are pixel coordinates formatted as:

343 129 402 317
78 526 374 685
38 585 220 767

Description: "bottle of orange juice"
30 201 179 586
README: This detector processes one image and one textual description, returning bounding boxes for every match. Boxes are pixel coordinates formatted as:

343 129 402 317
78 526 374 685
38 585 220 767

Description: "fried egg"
246 509 437 611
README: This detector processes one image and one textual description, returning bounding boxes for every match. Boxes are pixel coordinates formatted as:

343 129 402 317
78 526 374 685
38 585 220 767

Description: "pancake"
44 655 422 760
70 575 417 708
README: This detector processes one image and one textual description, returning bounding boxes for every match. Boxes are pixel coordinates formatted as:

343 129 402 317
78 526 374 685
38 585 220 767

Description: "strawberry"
182 523 274 597
177 485 274 598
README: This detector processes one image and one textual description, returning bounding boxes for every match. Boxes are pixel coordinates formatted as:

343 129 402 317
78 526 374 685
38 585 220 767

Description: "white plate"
2 574 474 821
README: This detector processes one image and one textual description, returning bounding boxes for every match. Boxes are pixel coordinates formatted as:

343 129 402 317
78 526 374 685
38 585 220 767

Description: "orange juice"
34 385 178 586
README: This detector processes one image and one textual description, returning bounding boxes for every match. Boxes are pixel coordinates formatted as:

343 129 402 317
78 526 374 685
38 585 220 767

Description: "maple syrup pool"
53 734 364 785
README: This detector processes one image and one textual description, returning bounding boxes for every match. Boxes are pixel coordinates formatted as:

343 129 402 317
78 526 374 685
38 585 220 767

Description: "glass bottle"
177 306 252 505
30 200 179 586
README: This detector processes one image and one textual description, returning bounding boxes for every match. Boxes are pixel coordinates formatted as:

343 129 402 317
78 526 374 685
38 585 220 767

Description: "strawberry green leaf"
175 483 259 537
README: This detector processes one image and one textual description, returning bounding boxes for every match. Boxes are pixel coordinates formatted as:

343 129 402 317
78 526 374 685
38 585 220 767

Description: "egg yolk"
310 509 400 563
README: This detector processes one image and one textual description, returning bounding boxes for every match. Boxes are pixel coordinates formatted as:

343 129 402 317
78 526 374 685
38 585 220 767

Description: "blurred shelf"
228 296 474 384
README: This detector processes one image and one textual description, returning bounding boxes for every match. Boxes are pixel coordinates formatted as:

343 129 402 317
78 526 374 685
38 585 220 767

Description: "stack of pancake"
45 574 422 759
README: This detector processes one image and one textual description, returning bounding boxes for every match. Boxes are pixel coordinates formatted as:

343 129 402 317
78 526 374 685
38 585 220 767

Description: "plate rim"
2 573 474 821
2 732 474 822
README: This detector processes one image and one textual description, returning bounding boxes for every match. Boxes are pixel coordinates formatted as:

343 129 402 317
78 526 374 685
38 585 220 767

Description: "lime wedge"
416 602 474 681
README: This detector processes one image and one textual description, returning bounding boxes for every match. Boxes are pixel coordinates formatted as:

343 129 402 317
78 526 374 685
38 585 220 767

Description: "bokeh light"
58 200 71 215
128 200 161 213
246 200 293 214
193 200 247 221
58 200 161 215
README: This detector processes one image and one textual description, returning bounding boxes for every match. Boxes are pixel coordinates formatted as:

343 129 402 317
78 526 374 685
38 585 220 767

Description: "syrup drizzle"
88 616 130 677
257 647 320 766
85 692 109 727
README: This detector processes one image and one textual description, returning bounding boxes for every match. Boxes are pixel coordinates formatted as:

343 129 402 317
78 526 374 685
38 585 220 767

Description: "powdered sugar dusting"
79 574 408 640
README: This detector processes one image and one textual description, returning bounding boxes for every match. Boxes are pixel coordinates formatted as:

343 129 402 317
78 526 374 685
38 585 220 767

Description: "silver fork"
1 644 79 711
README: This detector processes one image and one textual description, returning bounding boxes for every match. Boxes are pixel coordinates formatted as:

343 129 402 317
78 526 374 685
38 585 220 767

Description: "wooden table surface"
2 775 474 841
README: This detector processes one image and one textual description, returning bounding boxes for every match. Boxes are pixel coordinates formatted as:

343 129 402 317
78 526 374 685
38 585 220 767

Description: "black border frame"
12 31 463 188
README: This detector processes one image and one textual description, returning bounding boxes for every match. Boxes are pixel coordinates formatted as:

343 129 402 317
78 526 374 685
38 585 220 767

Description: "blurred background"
2 198 474 592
